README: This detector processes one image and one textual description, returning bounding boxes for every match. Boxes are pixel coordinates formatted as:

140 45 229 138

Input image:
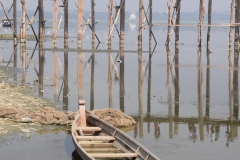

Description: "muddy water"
0 23 239 160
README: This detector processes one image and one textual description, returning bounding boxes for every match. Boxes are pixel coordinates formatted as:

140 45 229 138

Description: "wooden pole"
149 0 152 47
229 0 235 47
64 0 68 45
120 0 125 49
138 0 144 50
13 0 17 45
108 53 113 108
120 50 125 112
233 49 239 119
175 0 181 46
235 0 240 48
107 0 113 47
90 43 95 111
228 49 233 120
38 0 44 44
166 0 173 47
77 0 84 47
52 0 58 44
198 0 206 47
207 0 212 49
174 45 179 134
206 50 210 118
21 0 26 43
53 44 58 100
38 42 44 97
78 48 83 100
91 0 95 43
138 49 143 138
63 43 69 110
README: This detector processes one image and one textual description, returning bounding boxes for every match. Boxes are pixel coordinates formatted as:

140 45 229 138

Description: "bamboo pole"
120 0 125 49
198 0 206 47
64 0 68 45
63 43 69 110
138 0 144 50
166 0 173 47
120 50 124 112
229 0 235 47
38 0 44 44
207 0 212 48
52 0 58 44
107 0 114 47
90 43 95 110
77 0 84 47
91 0 95 43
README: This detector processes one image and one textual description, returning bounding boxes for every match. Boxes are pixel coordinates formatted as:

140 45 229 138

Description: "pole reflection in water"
63 43 69 110
167 47 173 139
174 45 179 135
77 46 84 102
38 42 44 97
138 48 143 138
108 52 113 108
197 47 204 141
53 44 58 101
90 43 95 111
205 47 211 133
119 49 125 112
233 49 239 119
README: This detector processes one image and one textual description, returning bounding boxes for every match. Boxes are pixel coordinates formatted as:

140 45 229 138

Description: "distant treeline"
0 9 230 22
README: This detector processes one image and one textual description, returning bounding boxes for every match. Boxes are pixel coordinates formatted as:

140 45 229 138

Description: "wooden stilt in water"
166 0 173 47
21 0 26 43
107 0 114 48
53 44 58 100
38 0 44 44
138 49 143 138
77 48 83 100
229 0 235 47
91 0 95 43
120 0 125 49
198 0 206 47
77 0 84 47
174 45 179 134
90 43 95 111
138 0 144 50
108 53 113 108
52 0 58 44
175 0 181 47
207 0 212 50
63 43 69 110
120 50 125 112
39 42 44 97
64 0 68 45
149 0 152 47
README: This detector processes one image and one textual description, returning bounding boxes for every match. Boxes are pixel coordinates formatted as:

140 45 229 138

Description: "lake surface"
0 21 239 160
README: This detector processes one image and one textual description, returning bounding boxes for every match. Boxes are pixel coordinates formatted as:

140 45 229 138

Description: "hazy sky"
0 0 232 13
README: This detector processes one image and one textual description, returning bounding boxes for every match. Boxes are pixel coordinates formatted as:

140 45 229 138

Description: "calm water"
0 22 239 160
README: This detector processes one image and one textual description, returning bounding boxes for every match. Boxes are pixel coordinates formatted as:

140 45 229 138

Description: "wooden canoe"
72 100 160 160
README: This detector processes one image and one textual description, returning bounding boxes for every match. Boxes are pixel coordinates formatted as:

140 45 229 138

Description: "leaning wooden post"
175 0 181 47
52 0 58 44
64 0 68 45
38 0 44 44
107 0 113 48
78 100 86 127
229 0 235 47
149 0 152 47
207 0 212 49
138 0 144 50
166 0 173 47
13 0 17 45
120 0 125 49
91 0 95 43
198 0 206 47
77 0 84 47
21 0 26 43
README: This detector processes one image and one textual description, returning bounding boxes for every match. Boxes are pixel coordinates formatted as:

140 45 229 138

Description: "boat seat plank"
89 153 138 158
76 127 102 132
80 143 113 147
76 136 115 141
78 141 104 144
84 148 121 152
